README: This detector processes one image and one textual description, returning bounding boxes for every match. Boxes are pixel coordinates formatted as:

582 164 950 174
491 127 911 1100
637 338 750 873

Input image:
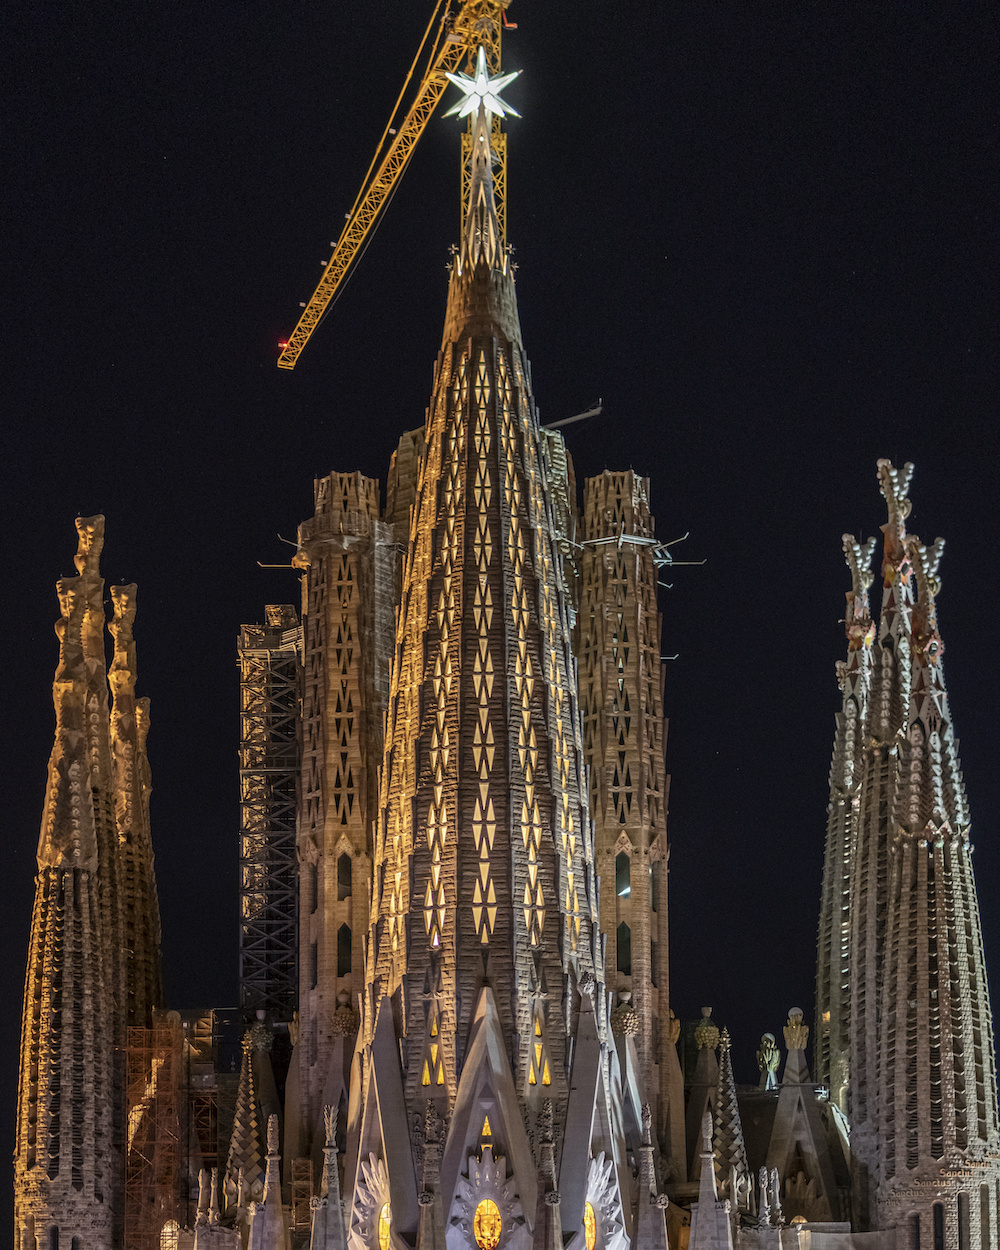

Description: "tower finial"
876 459 915 543
444 46 520 276
843 534 877 599
444 46 520 122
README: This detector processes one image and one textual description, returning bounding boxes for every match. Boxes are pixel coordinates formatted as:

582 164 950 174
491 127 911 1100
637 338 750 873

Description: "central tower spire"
441 50 522 348
347 51 611 1248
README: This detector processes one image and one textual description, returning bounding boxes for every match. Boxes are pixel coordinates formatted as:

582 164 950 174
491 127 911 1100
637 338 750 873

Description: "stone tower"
818 462 1000 1242
349 87 601 1222
285 471 396 1170
15 516 163 1250
815 533 877 1114
576 472 682 1174
323 77 669 1250
240 52 685 1250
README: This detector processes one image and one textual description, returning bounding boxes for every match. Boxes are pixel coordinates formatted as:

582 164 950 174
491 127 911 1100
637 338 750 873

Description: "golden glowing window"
584 1202 598 1250
378 1203 391 1250
474 1198 502 1250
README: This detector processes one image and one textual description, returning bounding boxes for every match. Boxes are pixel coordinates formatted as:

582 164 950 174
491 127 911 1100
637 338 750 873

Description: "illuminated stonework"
15 518 163 1250
474 1197 503 1250
355 106 600 1144
584 1202 597 1250
284 471 392 1166
817 462 1000 1242
577 472 679 1169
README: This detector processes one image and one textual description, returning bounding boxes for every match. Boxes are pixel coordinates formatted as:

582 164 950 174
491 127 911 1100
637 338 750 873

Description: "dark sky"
3 0 997 1227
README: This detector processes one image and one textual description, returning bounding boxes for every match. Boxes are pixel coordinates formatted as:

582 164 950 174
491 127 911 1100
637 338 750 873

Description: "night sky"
4 0 997 1228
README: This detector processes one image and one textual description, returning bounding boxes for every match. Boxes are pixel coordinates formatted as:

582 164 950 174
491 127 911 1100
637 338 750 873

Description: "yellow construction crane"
277 0 512 370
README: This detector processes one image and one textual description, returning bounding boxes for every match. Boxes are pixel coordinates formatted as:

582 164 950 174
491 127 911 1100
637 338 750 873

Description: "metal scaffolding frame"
291 1156 314 1232
125 1018 184 1250
238 606 302 1022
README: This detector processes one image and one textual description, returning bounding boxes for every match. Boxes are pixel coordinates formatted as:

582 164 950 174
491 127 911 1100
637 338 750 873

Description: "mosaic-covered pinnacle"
444 45 520 120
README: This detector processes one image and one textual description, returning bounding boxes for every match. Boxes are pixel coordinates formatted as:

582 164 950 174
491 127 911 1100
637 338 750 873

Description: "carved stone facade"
817 462 1000 1245
348 99 608 1246
15 516 162 1250
576 471 677 1170
816 535 876 1116
286 471 396 1172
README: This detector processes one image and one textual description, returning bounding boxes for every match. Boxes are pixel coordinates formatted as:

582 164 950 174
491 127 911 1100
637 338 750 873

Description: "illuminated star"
444 45 520 120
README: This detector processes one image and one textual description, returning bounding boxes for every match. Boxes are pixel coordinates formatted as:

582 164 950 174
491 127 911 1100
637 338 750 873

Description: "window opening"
615 853 630 897
617 922 632 976
337 924 351 977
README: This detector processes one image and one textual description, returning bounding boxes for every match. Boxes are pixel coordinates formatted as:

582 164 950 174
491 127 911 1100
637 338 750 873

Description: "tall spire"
815 534 876 1113
310 1106 348 1250
847 461 917 1220
350 43 602 1248
248 1114 291 1250
875 515 1000 1238
15 517 131 1249
712 1029 748 1203
577 470 675 1169
831 461 1000 1240
633 1104 672 1250
686 1110 733 1250
226 1032 266 1211
441 53 522 347
109 582 163 1029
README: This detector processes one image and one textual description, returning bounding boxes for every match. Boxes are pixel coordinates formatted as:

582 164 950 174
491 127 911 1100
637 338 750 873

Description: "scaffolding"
125 1015 184 1250
238 606 302 1021
291 1157 315 1232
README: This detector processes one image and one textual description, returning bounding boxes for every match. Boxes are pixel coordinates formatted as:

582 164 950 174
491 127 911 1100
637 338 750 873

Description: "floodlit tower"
340 58 652 1250
15 517 162 1250
286 472 397 1171
815 534 876 1114
577 472 680 1171
847 461 917 1222
871 468 1000 1242
828 462 1000 1240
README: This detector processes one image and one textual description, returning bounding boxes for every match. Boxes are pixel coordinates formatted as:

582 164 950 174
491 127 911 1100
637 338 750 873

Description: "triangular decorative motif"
349 999 419 1242
439 989 538 1230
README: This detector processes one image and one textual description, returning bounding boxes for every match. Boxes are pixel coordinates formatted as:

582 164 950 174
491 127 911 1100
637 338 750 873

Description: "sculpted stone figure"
757 1033 779 1090
783 1008 809 1053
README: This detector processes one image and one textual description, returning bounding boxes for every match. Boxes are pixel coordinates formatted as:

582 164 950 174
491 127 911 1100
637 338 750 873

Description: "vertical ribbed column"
848 463 915 1222
815 535 875 1113
292 472 393 1161
365 311 598 1115
876 530 1000 1242
109 583 163 1031
15 516 122 1249
577 472 671 1143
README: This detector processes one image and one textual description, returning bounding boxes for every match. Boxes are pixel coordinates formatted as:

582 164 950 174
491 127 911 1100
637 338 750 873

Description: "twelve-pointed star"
444 45 521 120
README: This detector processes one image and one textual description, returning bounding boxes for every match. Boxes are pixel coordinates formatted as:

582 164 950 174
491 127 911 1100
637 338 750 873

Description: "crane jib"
277 0 508 370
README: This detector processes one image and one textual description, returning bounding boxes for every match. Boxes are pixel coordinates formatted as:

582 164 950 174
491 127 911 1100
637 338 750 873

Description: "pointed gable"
439 987 537 1224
